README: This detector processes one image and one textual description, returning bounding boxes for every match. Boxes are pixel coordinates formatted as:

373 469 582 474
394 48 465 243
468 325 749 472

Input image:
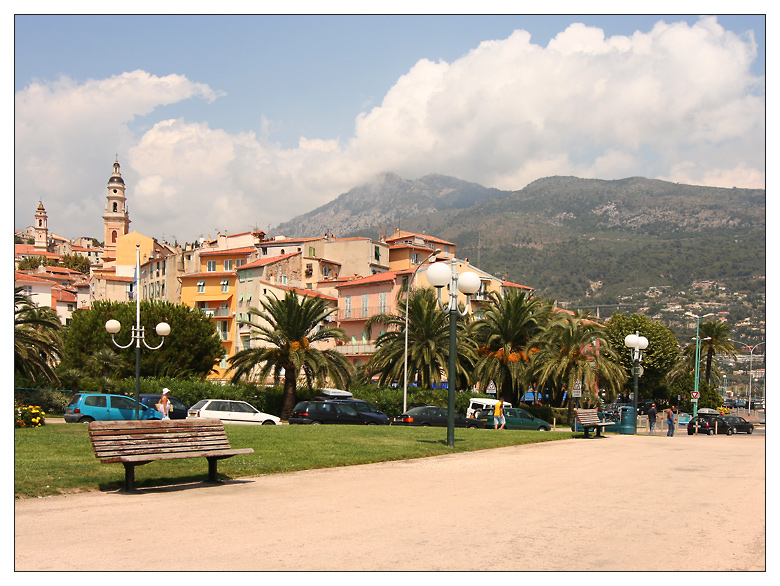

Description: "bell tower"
34 201 48 252
102 158 131 259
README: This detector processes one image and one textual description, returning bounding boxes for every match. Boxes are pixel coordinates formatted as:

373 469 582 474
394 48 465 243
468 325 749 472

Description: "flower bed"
15 403 46 428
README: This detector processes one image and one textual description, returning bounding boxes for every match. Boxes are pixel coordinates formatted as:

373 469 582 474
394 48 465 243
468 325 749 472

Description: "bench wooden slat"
87 418 254 490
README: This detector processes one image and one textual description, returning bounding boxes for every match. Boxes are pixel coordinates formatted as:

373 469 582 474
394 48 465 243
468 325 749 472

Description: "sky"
14 11 767 245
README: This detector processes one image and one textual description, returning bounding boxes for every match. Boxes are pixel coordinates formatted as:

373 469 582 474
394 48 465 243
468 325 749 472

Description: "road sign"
691 391 700 401
486 381 496 394
572 380 582 398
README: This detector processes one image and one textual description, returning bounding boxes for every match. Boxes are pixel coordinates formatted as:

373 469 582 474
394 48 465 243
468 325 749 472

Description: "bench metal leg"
122 463 136 491
207 457 220 483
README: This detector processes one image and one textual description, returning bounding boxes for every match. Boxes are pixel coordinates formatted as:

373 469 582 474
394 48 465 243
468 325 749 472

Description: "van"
466 398 512 419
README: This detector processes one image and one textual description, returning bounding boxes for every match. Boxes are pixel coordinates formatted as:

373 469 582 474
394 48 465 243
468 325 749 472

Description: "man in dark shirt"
648 403 658 435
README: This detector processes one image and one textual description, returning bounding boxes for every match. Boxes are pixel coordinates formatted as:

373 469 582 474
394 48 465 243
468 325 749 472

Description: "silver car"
187 399 280 425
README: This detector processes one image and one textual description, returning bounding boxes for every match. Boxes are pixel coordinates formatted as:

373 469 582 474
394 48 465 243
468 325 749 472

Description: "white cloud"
14 17 764 243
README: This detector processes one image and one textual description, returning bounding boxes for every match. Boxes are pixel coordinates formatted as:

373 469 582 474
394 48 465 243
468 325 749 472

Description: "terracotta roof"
199 246 257 257
239 252 300 270
14 271 54 285
180 271 236 279
385 230 456 247
502 281 534 291
335 271 400 289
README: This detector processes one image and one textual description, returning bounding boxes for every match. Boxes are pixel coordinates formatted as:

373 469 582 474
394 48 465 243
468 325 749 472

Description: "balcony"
333 343 376 356
201 307 232 318
336 306 386 321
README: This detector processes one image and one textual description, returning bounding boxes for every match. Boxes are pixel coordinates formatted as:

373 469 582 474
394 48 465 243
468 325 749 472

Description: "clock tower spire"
103 158 131 259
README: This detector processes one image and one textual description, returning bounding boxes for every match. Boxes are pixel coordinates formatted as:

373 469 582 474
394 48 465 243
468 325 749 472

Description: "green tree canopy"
605 313 681 401
60 300 226 379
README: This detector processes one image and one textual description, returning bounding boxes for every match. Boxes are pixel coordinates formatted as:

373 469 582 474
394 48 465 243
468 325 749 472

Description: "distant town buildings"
15 159 533 381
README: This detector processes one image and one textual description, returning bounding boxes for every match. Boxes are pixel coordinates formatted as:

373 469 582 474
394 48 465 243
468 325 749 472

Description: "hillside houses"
15 160 534 381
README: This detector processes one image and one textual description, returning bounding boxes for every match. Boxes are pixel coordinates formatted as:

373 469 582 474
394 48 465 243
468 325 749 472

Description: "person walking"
666 406 676 436
648 403 657 435
156 388 172 420
494 400 506 430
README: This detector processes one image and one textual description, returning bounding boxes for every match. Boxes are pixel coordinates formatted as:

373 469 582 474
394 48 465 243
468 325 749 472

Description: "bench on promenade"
88 418 254 491
575 408 615 438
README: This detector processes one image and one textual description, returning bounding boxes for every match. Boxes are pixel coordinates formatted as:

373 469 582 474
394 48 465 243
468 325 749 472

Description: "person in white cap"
156 388 172 420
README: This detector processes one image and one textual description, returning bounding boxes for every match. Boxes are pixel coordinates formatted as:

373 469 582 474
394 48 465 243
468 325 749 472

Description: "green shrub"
14 388 72 414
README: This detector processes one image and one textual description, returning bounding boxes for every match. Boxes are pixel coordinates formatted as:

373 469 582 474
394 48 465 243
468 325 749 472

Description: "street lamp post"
685 312 713 419
624 331 649 434
426 259 481 447
105 244 171 420
403 248 441 413
729 339 765 413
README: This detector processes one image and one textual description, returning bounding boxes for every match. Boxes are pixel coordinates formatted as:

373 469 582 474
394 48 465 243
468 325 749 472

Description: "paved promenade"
15 432 765 572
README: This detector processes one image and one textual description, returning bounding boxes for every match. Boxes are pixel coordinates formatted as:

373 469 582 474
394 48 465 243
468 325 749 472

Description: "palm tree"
698 321 739 384
365 287 476 389
227 291 352 419
670 321 739 386
14 287 62 384
531 314 626 419
467 289 543 402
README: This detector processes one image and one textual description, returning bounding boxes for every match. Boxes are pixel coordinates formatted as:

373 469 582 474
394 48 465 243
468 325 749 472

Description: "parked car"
289 400 389 425
604 402 630 418
64 392 163 423
465 398 512 419
677 412 692 426
187 399 280 425
477 407 551 431
721 415 754 434
139 394 190 420
392 405 484 428
687 415 734 435
315 398 390 424
637 401 657 415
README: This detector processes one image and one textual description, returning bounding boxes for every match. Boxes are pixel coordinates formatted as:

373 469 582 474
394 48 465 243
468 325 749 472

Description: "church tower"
33 201 48 252
102 159 131 259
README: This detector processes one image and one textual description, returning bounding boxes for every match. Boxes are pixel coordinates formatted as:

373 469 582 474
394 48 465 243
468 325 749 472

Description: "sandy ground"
15 431 765 573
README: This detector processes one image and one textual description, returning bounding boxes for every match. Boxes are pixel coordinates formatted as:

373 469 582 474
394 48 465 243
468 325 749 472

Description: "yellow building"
180 246 255 379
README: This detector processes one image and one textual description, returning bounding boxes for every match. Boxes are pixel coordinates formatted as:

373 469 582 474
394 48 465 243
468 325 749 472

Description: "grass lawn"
15 422 575 499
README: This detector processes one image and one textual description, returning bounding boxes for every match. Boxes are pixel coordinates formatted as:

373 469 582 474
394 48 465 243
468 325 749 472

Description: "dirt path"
15 433 765 572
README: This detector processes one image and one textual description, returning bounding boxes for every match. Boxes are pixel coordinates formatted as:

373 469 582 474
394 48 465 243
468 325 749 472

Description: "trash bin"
619 406 636 434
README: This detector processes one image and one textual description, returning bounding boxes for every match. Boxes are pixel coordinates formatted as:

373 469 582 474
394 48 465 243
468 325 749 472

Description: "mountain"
275 173 765 318
273 173 512 237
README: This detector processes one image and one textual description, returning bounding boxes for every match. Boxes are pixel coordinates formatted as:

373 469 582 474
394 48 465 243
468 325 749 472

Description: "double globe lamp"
426 260 481 447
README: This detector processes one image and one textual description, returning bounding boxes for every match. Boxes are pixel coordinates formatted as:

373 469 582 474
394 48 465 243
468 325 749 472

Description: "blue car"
64 393 163 423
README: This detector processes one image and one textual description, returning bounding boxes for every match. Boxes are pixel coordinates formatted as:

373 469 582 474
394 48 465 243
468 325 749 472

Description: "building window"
197 280 205 294
224 259 233 271
375 245 381 261
221 279 229 293
308 246 316 257
362 294 369 318
379 291 387 314
207 260 216 272
344 296 351 318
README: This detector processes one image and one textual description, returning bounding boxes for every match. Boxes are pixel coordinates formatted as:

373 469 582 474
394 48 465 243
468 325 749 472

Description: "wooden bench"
575 408 615 438
88 418 254 491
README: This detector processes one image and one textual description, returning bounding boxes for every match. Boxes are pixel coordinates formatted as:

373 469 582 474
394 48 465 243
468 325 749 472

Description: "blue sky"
14 12 767 244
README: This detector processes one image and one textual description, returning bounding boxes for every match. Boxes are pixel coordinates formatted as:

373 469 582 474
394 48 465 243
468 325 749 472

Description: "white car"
187 399 280 425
